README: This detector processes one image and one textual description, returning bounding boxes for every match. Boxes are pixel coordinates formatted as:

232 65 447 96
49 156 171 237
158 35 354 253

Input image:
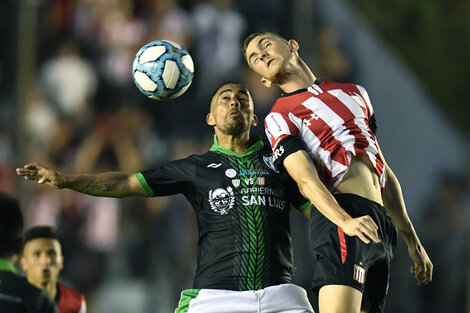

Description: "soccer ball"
132 40 194 101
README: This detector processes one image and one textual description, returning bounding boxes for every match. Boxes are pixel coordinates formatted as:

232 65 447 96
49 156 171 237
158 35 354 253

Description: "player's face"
245 35 293 83
208 83 257 135
21 238 63 288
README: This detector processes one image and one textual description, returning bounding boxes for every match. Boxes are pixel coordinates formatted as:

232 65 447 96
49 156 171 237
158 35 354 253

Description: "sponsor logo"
208 187 235 215
225 168 237 178
238 169 269 176
302 113 320 126
232 179 240 187
272 145 285 162
353 263 366 284
207 163 222 168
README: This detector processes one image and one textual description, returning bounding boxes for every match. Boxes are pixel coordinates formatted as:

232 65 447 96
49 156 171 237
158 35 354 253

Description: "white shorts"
175 283 314 313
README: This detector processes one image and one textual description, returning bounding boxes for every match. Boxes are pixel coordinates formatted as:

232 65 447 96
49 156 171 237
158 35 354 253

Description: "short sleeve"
136 158 194 197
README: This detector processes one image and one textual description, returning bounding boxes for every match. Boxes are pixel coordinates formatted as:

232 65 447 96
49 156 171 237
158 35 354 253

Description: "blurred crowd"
0 0 468 312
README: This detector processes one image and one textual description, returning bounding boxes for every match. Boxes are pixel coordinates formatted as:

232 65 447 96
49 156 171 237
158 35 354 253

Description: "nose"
39 253 52 265
260 51 268 61
230 96 240 108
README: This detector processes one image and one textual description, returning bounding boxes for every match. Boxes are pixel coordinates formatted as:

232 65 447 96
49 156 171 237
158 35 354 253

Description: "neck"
214 131 251 155
277 57 316 93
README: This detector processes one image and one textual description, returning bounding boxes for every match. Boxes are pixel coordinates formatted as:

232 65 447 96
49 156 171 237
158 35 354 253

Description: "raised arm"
283 150 380 244
382 163 433 285
16 163 147 198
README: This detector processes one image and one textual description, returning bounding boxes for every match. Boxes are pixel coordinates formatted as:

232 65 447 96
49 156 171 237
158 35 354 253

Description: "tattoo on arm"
86 180 118 193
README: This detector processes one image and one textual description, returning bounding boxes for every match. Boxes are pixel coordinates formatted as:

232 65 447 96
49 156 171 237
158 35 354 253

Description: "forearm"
62 172 136 198
284 151 352 226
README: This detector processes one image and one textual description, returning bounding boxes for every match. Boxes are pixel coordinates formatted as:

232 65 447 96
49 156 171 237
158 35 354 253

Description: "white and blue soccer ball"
132 40 194 101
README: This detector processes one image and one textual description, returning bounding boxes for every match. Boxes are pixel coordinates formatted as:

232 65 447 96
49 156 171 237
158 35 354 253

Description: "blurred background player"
0 192 58 313
243 32 433 313
17 82 314 313
21 226 86 313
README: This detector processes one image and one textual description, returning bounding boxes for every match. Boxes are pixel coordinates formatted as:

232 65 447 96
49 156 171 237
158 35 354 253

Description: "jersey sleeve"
135 158 194 197
264 112 305 167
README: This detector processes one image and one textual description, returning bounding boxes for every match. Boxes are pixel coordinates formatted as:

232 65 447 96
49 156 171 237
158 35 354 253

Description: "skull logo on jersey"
208 187 235 215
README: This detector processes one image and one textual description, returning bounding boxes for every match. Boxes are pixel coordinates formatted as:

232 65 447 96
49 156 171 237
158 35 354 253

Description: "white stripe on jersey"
331 89 379 168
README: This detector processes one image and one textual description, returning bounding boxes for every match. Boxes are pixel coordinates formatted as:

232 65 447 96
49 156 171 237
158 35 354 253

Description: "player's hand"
408 243 433 286
341 215 380 244
16 163 65 189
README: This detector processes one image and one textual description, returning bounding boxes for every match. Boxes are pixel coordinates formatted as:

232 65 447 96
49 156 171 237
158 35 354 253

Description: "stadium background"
0 0 468 312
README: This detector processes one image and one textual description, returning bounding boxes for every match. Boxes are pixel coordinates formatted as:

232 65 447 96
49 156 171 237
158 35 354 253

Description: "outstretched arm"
16 163 147 198
382 163 433 285
283 150 380 244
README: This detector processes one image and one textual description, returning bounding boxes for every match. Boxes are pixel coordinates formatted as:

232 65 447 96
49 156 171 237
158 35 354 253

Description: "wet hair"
242 32 288 63
209 81 252 111
0 192 24 258
24 226 60 245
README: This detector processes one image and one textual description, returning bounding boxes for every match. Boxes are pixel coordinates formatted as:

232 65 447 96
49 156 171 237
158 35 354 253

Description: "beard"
224 118 249 136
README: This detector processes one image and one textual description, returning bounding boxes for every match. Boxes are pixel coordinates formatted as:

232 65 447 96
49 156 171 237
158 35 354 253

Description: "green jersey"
136 136 309 291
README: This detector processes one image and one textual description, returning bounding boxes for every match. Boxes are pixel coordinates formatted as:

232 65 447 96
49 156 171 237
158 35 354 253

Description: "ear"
252 114 258 126
261 77 273 88
206 113 215 126
288 39 299 53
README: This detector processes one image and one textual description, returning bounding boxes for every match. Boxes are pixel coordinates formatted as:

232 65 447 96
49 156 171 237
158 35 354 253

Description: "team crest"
263 155 279 173
208 187 235 215
353 263 366 284
231 179 240 187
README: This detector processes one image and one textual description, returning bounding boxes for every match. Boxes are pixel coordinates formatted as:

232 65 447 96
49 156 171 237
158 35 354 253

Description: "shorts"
175 283 314 313
309 193 397 313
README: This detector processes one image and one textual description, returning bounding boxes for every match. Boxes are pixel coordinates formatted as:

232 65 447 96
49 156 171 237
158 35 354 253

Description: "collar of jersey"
210 135 263 157
280 78 323 97
0 258 17 274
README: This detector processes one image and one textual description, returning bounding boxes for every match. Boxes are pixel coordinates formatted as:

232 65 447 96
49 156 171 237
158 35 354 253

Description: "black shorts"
309 193 398 313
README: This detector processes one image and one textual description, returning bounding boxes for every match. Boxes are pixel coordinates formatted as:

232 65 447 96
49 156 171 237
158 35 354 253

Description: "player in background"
243 32 433 313
0 192 58 313
17 82 314 313
21 226 86 313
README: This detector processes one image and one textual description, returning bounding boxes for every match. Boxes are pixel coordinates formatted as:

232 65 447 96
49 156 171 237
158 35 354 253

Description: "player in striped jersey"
243 32 433 313
16 82 314 313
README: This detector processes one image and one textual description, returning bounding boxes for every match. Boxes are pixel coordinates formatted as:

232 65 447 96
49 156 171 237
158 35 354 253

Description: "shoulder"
0 272 57 312
57 283 86 312
58 282 85 300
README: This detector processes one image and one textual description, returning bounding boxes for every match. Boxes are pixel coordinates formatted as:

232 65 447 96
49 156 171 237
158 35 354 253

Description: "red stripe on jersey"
337 226 347 264
320 90 370 158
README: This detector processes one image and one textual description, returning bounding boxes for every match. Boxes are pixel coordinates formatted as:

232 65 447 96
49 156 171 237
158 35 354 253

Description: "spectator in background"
191 0 247 98
21 226 86 313
0 192 58 313
39 41 97 122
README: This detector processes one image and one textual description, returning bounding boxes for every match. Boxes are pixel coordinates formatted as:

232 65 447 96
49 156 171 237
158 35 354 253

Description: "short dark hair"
209 81 252 111
242 32 288 63
24 226 60 245
0 192 24 258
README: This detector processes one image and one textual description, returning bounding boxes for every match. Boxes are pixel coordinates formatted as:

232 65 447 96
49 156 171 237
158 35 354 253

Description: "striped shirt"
264 79 385 191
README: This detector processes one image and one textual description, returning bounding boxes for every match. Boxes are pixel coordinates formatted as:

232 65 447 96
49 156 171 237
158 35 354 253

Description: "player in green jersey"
17 82 314 313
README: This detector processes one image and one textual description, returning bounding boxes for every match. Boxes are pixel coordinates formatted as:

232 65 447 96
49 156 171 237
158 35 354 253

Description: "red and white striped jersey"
264 79 385 191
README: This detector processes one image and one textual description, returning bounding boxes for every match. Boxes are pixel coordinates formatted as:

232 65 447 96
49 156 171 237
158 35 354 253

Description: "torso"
138 138 309 291
335 156 383 205
265 79 386 192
